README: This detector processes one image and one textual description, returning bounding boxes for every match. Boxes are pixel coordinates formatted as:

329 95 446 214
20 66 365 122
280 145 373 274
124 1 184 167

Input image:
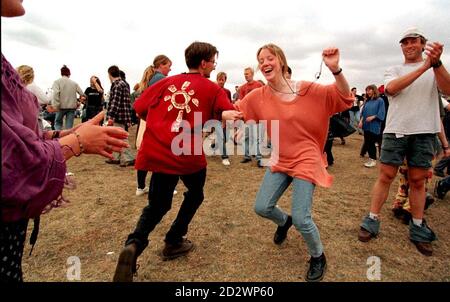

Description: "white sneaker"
136 187 149 196
364 159 377 168
173 190 178 195
222 159 231 166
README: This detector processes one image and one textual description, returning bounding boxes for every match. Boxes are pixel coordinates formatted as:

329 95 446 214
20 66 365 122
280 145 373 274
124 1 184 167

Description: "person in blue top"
358 84 385 168
133 55 172 197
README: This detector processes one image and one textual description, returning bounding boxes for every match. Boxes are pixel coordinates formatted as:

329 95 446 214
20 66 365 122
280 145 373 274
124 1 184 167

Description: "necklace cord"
268 59 324 97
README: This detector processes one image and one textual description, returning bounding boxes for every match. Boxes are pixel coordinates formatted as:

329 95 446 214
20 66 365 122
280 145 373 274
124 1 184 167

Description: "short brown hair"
216 72 227 81
185 41 218 69
108 65 120 78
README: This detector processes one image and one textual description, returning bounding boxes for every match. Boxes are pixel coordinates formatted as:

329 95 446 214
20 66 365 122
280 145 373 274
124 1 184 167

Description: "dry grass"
22 126 450 282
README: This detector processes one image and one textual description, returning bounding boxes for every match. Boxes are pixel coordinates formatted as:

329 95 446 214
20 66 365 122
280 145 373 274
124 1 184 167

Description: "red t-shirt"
134 73 235 175
238 80 264 99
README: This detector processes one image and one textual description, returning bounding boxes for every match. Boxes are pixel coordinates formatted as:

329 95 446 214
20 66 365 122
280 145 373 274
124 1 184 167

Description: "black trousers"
126 168 207 256
324 138 334 166
361 130 380 160
0 219 28 282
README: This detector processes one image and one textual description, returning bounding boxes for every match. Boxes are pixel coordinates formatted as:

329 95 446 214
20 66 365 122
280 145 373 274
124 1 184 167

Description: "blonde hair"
137 55 171 93
256 43 289 75
16 65 34 85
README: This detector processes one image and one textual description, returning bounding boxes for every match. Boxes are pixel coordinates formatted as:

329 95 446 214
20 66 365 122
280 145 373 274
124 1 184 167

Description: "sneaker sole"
160 244 195 261
410 240 433 257
113 249 135 282
358 228 376 242
305 263 327 282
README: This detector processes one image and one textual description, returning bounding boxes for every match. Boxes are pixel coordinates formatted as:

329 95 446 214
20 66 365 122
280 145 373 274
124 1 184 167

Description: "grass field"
22 127 450 282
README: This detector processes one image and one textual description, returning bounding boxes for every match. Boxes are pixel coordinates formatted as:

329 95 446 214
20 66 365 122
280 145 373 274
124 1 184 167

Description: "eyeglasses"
208 60 217 67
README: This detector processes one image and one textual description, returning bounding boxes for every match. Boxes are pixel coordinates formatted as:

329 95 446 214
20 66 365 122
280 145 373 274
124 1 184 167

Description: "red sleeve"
238 84 246 100
234 90 259 122
213 88 235 119
224 88 232 101
133 77 168 119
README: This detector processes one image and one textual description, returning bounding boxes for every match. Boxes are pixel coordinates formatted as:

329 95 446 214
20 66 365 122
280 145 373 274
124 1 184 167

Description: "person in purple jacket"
1 0 130 282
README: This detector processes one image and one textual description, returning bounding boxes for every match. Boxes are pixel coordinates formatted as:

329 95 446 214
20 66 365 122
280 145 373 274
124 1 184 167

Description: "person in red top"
236 43 352 282
238 67 264 166
113 41 242 282
238 67 264 99
214 71 233 165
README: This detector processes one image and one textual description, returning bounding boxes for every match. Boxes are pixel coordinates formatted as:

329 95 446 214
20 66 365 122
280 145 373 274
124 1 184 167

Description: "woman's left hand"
322 47 340 73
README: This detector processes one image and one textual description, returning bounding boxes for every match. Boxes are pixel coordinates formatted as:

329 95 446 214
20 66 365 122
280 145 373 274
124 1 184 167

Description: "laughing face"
258 48 282 83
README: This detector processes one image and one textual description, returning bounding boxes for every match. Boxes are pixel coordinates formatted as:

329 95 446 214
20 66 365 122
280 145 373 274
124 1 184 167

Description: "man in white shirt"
358 27 450 256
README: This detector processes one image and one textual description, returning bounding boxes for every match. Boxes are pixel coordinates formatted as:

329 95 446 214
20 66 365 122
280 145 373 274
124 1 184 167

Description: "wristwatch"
432 60 442 69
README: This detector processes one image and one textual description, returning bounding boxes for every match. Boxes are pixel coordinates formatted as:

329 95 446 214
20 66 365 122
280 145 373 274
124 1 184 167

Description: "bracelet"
61 145 81 158
432 60 442 69
51 130 61 139
443 145 449 150
73 131 84 156
332 68 343 76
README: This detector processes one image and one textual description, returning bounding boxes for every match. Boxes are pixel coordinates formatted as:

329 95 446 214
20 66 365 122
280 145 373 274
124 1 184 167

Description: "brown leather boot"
358 227 375 242
161 238 194 261
113 243 138 282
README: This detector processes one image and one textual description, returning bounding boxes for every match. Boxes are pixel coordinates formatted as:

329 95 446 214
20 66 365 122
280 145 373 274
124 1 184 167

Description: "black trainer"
433 169 445 178
434 180 446 199
257 160 264 168
306 253 327 282
273 215 292 245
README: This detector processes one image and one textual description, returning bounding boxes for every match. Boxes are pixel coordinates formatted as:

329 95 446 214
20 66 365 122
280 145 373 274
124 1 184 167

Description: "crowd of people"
2 0 450 283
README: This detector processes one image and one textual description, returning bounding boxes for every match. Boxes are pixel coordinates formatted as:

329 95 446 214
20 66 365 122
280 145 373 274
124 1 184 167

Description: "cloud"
2 26 53 50
1 0 449 93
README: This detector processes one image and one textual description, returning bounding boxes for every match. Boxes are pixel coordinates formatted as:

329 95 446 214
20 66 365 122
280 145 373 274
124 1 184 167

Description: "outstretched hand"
74 111 130 159
322 47 341 73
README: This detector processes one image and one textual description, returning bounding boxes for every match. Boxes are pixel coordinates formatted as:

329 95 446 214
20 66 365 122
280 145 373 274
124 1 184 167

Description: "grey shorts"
379 133 436 168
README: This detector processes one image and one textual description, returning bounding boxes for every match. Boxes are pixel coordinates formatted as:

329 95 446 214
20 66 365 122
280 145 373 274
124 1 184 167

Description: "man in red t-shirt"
238 67 264 166
113 42 242 282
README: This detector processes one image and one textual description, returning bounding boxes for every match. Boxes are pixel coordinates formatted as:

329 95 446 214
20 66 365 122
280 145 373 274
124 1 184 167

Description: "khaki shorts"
379 133 436 168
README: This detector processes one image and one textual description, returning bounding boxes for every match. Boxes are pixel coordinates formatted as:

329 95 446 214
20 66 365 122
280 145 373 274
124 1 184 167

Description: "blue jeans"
349 110 362 134
254 169 323 257
55 109 76 130
244 124 262 160
213 121 229 159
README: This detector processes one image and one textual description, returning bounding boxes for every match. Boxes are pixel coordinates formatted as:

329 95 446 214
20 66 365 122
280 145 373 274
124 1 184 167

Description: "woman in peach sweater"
236 43 353 282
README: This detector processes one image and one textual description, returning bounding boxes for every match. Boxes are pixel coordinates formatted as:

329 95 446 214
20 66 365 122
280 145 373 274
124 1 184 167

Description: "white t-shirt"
26 82 52 105
384 62 440 135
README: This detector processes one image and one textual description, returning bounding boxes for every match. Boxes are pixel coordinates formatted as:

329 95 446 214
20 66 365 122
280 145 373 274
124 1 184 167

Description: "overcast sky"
1 0 449 95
